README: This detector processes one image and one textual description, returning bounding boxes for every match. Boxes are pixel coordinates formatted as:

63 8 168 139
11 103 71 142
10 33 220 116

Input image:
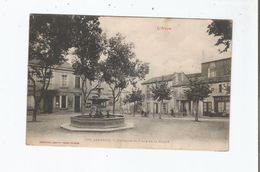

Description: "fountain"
61 87 134 132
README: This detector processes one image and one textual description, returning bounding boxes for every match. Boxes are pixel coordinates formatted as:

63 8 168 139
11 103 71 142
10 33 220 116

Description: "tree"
124 88 144 116
184 78 212 121
151 81 172 119
207 20 232 53
28 14 72 121
70 16 106 115
102 33 149 115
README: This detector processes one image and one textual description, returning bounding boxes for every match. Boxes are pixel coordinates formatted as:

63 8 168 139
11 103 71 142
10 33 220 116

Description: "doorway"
74 96 80 112
203 102 212 116
44 96 53 113
154 103 158 114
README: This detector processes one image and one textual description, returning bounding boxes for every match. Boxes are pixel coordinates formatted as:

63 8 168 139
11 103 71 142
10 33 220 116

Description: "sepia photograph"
26 14 232 151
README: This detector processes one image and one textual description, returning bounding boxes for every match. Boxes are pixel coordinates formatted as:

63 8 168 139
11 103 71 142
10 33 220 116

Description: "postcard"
26 14 232 151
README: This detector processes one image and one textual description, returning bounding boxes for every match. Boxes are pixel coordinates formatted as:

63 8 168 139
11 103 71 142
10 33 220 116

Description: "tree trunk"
32 98 40 122
195 100 199 122
81 94 86 115
159 100 163 119
133 102 136 117
112 99 115 115
32 103 39 122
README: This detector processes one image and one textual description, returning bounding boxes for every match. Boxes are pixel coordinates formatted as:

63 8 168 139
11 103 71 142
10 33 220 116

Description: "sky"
99 16 232 79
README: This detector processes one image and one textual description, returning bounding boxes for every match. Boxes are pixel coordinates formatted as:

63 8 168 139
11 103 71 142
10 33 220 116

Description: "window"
219 84 222 93
75 76 80 88
226 84 231 94
203 103 207 112
218 102 225 112
101 102 106 108
55 96 60 108
61 95 67 108
61 75 68 87
225 102 230 113
203 102 212 112
208 68 216 77
208 63 216 78
208 102 212 111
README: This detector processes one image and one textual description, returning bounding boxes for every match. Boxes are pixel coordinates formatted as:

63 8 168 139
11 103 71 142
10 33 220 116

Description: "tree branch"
115 88 122 102
85 82 100 102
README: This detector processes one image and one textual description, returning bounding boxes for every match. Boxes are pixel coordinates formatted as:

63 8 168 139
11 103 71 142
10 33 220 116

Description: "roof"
201 57 231 64
141 72 202 85
141 73 177 85
57 62 73 71
28 59 73 71
186 73 201 78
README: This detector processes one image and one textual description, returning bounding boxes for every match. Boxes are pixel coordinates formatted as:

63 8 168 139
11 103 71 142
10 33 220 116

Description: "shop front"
213 96 230 117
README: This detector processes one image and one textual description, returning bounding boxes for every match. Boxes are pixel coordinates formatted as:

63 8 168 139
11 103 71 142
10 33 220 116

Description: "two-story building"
141 72 200 115
200 58 231 116
141 57 231 117
27 61 128 115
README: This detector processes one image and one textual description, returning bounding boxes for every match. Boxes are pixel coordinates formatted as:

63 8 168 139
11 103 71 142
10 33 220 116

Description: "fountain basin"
61 115 134 132
70 115 125 129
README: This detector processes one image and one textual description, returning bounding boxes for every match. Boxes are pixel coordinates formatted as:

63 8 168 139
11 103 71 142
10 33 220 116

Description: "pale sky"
99 16 232 79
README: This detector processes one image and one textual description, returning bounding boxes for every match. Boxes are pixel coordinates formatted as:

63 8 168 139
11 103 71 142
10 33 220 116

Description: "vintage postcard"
26 14 232 151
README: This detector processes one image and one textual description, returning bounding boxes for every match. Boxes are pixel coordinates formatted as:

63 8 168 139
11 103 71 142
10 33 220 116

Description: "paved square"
26 113 229 151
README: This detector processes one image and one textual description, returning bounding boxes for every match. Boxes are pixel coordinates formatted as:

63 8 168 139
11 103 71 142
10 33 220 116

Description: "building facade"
27 62 127 115
201 58 231 116
141 72 200 116
141 58 231 117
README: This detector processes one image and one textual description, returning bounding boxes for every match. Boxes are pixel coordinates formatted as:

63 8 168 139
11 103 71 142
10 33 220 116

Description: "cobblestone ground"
26 113 229 151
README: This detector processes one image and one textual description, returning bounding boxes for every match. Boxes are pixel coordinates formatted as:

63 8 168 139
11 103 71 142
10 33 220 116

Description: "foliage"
151 82 172 102
69 16 106 115
184 80 212 101
124 88 144 104
124 88 144 116
102 33 149 114
70 16 105 81
207 20 232 53
28 14 72 121
150 81 172 119
184 78 212 121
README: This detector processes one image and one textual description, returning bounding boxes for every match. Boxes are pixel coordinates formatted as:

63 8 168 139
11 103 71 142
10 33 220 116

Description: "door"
180 101 185 112
74 96 80 112
44 96 53 113
203 102 212 115
61 95 67 108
